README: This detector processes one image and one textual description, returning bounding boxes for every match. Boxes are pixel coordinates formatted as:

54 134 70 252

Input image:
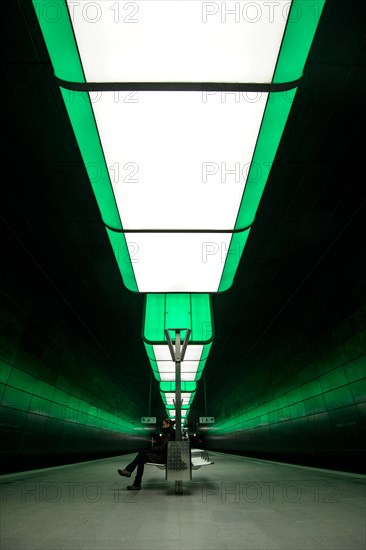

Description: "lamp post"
164 328 191 441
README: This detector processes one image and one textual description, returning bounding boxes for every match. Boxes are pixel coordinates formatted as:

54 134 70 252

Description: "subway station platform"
1 451 365 550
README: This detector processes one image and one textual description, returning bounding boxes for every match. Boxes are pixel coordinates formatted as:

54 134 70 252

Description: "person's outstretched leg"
118 450 148 485
130 461 145 489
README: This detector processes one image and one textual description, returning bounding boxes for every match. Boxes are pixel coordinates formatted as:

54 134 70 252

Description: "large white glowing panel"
91 90 267 230
125 233 233 292
67 1 290 83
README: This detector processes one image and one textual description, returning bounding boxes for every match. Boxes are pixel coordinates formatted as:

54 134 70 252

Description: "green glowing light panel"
32 0 326 293
143 294 214 344
144 341 212 383
142 294 212 418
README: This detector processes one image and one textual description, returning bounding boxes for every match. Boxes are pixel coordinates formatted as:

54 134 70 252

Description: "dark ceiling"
1 0 366 420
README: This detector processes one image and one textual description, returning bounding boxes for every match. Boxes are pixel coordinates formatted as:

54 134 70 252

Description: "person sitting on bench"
117 418 176 490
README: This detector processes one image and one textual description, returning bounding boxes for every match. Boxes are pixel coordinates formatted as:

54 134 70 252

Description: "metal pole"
203 373 207 417
164 328 190 442
148 371 152 416
175 330 182 441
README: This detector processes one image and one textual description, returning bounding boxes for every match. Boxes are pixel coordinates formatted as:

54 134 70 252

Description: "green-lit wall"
0 271 152 474
201 306 366 473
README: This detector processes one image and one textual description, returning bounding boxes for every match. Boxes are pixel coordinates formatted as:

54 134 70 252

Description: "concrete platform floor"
0 451 365 550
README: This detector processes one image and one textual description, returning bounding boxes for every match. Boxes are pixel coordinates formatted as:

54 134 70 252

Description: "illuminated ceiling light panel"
108 230 250 292
127 233 240 293
151 357 206 382
143 294 213 345
163 394 193 406
157 359 200 381
153 362 205 382
168 409 188 418
92 90 267 231
157 362 199 374
32 0 326 293
145 342 212 382
154 356 209 380
67 0 288 83
144 343 210 363
165 404 190 411
153 346 204 362
163 399 191 411
159 371 197 383
160 382 197 394
142 297 202 413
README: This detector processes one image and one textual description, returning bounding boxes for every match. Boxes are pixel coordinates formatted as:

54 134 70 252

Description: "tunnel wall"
204 306 366 474
0 274 151 474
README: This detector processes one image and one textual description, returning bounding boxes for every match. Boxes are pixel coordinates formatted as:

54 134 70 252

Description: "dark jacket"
146 426 175 464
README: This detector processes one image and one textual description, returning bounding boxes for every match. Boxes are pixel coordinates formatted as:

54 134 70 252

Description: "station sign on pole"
141 417 157 424
199 417 215 424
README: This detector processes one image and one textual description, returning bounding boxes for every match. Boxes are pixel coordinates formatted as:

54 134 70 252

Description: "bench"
146 447 214 470
191 448 215 469
147 444 214 493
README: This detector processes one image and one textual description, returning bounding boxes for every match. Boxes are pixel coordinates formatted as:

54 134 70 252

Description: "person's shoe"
117 469 131 477
127 484 141 491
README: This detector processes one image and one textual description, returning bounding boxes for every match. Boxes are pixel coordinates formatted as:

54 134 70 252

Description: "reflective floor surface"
1 451 365 549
